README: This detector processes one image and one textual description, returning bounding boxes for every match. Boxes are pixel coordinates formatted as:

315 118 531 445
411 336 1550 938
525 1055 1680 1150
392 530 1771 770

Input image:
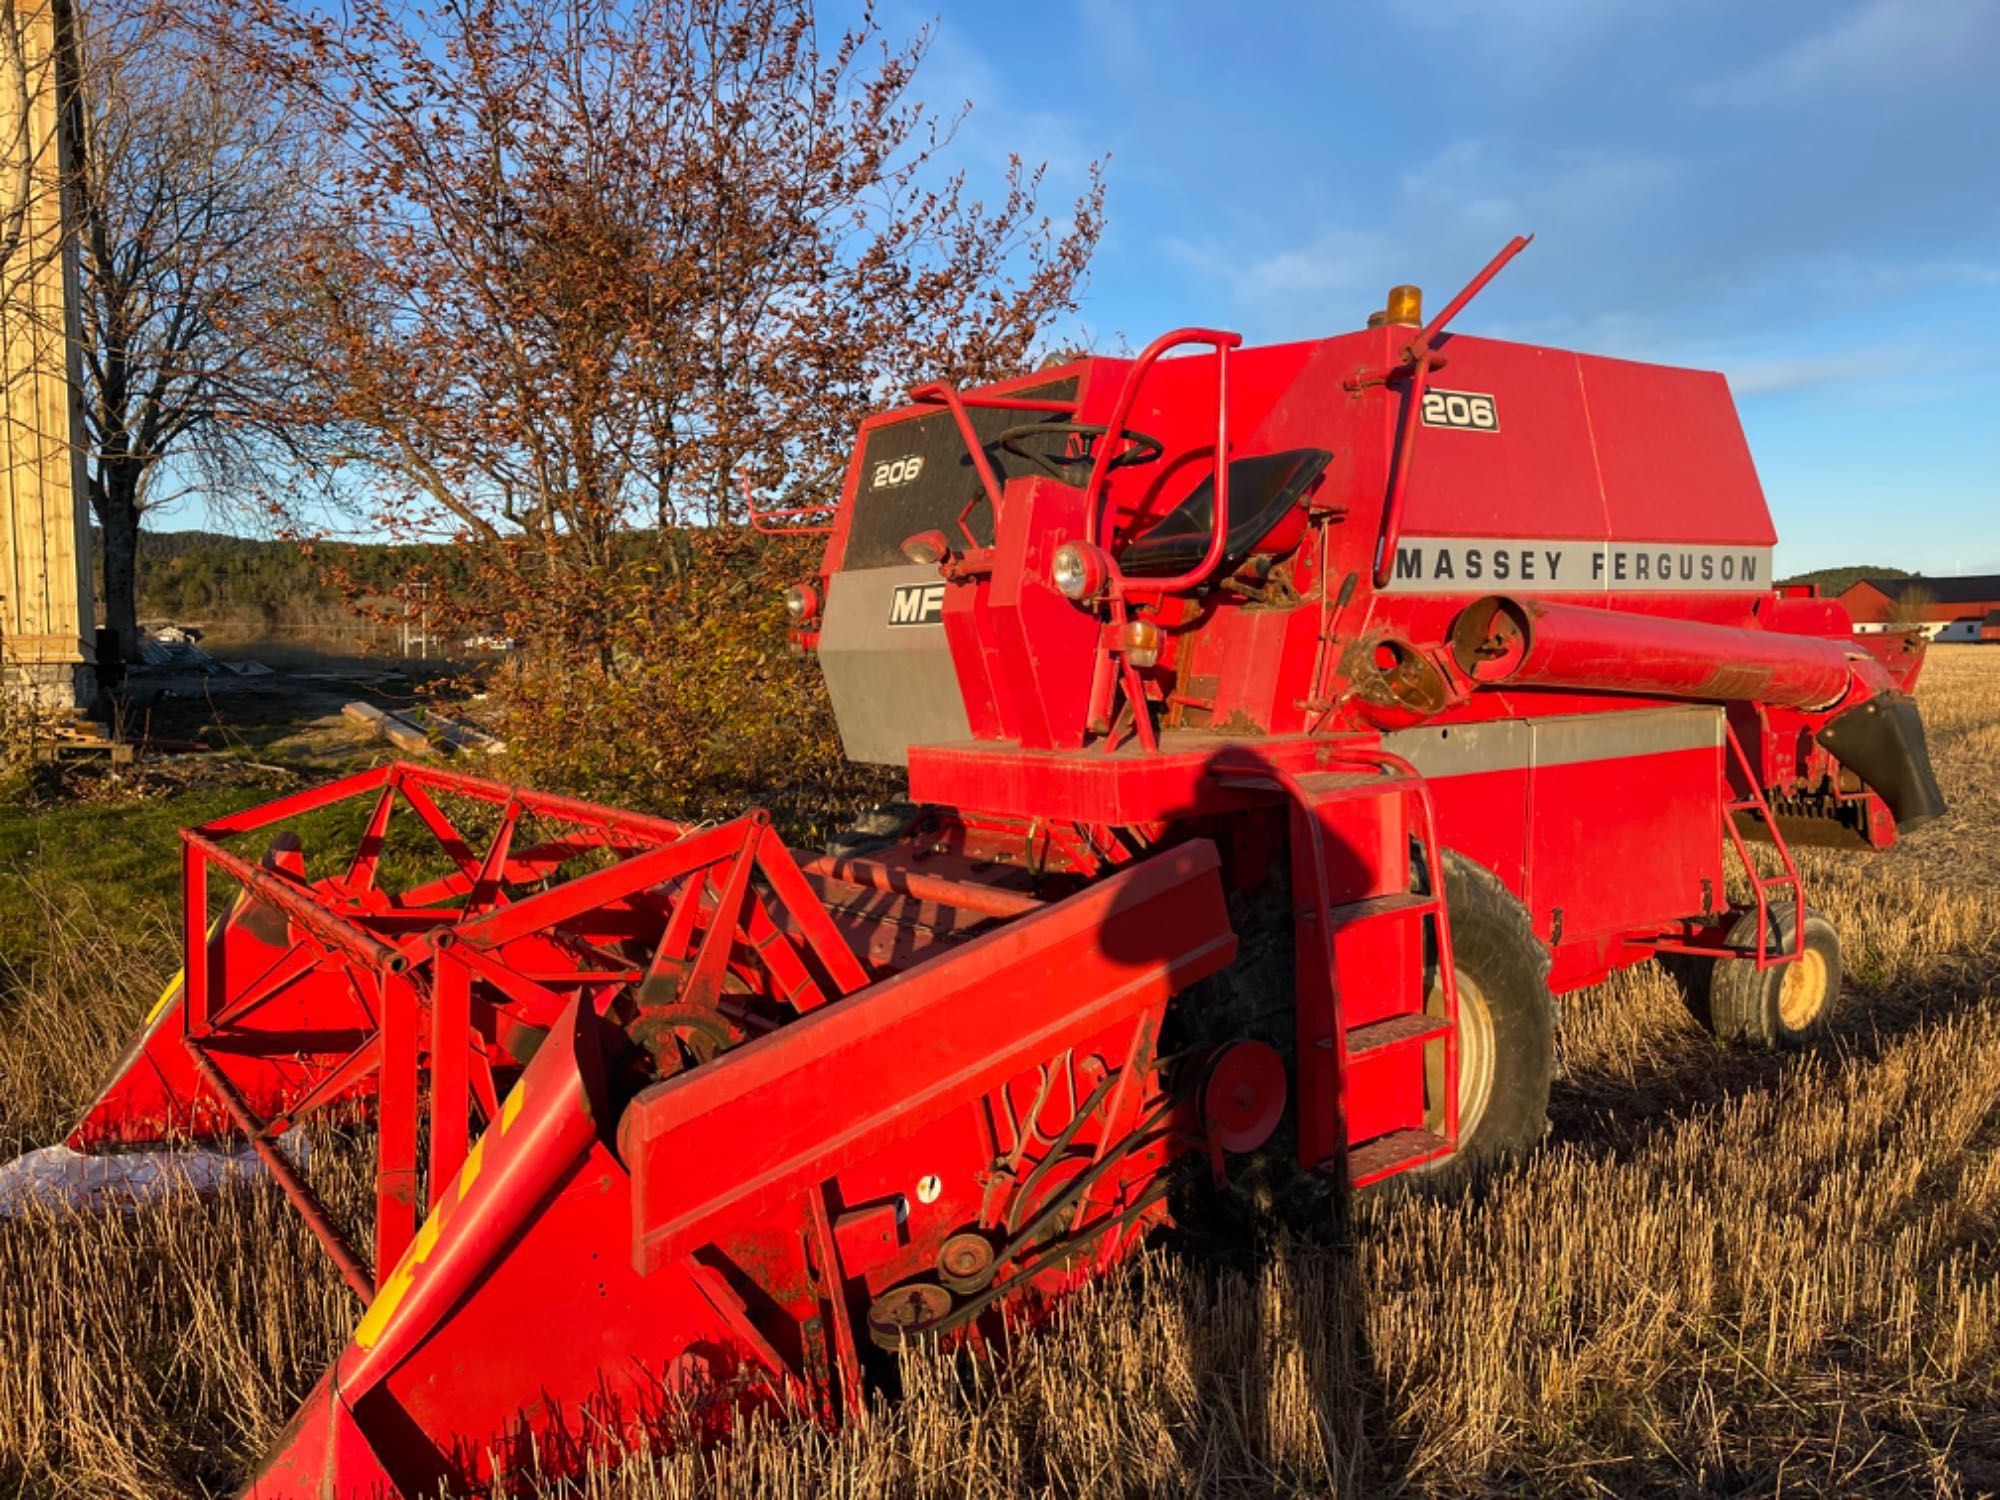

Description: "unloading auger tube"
76 236 1947 1496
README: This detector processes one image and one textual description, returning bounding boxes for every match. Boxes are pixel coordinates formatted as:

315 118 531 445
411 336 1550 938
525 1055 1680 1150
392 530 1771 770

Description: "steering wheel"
994 422 1165 484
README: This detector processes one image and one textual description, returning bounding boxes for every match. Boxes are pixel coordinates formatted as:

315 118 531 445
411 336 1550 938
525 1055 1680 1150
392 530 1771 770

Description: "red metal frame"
73 765 1055 1289
81 768 1254 1496
1651 721 1806 971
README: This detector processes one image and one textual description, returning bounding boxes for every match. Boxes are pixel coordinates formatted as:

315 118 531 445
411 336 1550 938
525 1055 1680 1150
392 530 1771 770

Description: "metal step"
1323 891 1434 931
1292 769 1412 800
1345 1012 1450 1055
1342 1127 1451 1187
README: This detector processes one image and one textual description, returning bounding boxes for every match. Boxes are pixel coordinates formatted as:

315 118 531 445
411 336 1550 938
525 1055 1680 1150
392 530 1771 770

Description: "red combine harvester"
74 238 1945 1497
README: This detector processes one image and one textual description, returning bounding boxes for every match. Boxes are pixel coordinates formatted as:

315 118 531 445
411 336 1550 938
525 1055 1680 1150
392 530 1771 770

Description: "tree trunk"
92 462 143 661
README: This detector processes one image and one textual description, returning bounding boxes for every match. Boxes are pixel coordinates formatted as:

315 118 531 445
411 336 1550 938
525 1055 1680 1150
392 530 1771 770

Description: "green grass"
0 783 266 971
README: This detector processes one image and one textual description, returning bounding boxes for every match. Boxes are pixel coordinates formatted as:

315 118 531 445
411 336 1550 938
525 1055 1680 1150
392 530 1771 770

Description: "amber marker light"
1122 617 1161 669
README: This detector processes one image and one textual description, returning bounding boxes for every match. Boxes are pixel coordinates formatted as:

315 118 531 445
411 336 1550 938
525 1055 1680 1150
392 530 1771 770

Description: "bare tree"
1887 582 1938 639
65 0 305 658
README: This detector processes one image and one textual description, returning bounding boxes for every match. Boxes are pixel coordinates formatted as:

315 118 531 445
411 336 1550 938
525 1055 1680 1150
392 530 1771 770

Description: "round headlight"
785 583 819 621
1051 541 1104 601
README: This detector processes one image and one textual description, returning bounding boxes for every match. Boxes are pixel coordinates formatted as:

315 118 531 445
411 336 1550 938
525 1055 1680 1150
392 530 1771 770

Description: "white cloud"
1389 0 1644 69
910 12 1105 189
1166 140 1685 330
1723 349 1920 394
1692 0 2000 106
1801 254 2000 296
1165 228 1388 304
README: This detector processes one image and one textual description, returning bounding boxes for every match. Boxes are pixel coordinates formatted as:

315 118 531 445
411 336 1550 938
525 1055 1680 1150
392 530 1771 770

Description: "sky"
881 0 2000 578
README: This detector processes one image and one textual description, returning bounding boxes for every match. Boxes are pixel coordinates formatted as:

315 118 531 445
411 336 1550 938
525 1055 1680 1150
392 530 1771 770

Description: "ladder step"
1325 891 1434 930
1343 1128 1451 1187
1293 770 1410 799
1346 1012 1450 1055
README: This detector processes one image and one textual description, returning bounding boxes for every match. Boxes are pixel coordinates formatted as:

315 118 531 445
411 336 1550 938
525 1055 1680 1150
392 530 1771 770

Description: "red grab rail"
1082 327 1243 597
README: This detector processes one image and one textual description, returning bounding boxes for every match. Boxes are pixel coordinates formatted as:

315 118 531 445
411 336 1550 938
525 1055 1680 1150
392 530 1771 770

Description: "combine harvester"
74 238 1945 1496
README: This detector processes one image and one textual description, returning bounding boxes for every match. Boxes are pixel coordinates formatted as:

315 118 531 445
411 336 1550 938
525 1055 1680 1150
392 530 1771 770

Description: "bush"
482 529 894 843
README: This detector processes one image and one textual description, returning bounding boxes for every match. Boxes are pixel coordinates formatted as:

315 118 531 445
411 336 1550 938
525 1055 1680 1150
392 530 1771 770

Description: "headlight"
785 583 820 621
1051 541 1107 601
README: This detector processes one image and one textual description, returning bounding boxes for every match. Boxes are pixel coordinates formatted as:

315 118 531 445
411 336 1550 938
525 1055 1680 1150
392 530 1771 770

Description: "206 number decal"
870 455 926 489
1420 389 1499 432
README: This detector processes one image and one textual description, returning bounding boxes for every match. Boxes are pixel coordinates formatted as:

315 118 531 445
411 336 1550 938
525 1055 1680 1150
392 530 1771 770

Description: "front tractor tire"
1426 850 1556 1167
1698 903 1843 1049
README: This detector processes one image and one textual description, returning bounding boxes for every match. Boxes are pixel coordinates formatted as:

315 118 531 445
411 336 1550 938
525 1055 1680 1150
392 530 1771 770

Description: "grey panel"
1381 718 1535 779
1531 705 1722 768
818 563 971 767
1383 705 1722 778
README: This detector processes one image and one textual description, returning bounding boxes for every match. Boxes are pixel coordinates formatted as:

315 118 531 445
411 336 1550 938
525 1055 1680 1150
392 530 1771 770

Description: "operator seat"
1116 448 1332 579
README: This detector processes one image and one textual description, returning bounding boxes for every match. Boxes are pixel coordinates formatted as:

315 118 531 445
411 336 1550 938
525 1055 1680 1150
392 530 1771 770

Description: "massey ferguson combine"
73 237 1945 1497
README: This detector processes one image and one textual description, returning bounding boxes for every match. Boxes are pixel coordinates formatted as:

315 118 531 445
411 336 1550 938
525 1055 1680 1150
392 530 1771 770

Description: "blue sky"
895 0 2000 578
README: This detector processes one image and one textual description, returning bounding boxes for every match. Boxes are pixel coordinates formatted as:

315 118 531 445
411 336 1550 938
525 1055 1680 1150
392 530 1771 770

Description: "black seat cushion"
1117 448 1332 579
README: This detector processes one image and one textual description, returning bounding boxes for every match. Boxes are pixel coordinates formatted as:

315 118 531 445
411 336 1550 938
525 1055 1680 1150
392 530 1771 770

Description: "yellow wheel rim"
1777 947 1829 1031
1425 971 1496 1144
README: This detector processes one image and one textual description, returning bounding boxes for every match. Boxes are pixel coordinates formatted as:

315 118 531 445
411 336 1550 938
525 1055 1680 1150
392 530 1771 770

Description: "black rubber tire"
1704 903 1842 1049
1430 850 1555 1166
1163 871 1322 1230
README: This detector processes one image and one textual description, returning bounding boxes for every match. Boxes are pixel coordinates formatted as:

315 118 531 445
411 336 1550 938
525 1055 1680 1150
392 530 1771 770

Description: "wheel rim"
1426 968 1497 1145
1777 947 1829 1030
1452 970 1498 1141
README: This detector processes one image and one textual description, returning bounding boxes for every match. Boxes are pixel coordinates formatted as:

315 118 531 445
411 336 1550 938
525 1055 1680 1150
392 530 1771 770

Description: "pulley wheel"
1201 1039 1287 1154
937 1231 997 1293
629 1005 734 1079
866 1281 954 1350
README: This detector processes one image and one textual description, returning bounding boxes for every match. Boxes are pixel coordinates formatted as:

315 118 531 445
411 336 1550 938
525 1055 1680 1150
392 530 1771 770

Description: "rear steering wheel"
994 422 1165 484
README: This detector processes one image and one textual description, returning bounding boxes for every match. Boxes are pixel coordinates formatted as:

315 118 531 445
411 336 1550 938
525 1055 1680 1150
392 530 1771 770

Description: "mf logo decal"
887 581 947 626
1420 388 1499 432
870 455 926 490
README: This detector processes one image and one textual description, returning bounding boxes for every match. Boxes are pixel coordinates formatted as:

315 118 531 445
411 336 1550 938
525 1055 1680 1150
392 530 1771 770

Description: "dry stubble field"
2 648 1998 1498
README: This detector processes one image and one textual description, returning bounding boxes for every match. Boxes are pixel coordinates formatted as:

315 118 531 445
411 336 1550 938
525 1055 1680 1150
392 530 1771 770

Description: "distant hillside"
1777 564 1915 596
99 529 468 627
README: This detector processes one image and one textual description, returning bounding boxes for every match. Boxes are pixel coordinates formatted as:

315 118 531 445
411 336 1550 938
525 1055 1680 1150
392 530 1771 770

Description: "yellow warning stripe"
352 1078 529 1351
141 896 244 1027
144 971 185 1026
456 1137 485 1201
354 1211 442 1349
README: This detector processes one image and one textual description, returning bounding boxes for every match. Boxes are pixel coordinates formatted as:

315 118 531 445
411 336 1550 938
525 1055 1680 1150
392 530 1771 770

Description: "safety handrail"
741 474 838 537
1081 328 1243 597
906 382 1081 536
1361 234 1532 587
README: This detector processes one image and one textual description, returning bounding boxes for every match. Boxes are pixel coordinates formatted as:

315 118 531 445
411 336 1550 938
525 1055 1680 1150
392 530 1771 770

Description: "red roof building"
1839 576 2000 642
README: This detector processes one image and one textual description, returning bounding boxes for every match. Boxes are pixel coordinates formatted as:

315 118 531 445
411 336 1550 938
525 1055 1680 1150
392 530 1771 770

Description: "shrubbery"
476 528 894 840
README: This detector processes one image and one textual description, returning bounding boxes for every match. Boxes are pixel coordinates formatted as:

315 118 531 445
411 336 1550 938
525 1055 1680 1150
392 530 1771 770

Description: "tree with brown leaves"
212 0 1104 813
232 0 1102 624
